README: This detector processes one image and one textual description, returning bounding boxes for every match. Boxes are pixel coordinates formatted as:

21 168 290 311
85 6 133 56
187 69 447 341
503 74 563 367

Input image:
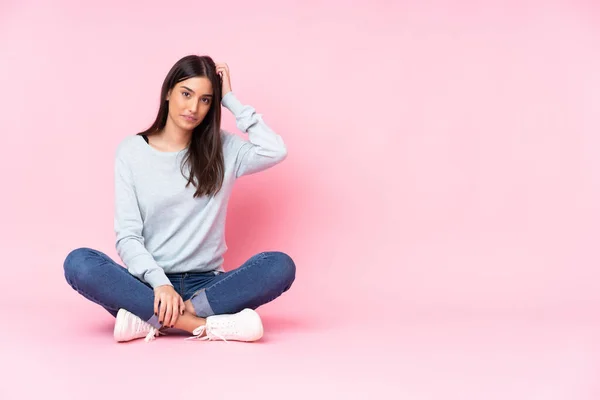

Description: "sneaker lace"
185 320 234 343
144 327 165 342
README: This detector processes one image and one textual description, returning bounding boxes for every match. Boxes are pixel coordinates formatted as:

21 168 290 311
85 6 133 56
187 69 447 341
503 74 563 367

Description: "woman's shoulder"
115 134 143 158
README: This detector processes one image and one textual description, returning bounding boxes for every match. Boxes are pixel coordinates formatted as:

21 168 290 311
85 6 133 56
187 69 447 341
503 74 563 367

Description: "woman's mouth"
182 115 197 122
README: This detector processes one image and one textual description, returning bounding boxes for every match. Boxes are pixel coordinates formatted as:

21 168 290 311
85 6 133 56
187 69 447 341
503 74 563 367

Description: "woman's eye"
182 92 190 97
202 98 210 104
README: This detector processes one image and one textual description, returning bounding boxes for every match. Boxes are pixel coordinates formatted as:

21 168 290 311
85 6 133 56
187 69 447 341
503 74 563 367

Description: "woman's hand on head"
154 285 185 328
215 62 232 97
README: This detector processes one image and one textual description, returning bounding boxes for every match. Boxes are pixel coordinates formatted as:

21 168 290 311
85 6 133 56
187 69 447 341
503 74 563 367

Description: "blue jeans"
63 248 295 329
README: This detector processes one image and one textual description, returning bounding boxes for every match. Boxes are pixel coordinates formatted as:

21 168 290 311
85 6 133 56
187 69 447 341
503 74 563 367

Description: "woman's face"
166 76 214 132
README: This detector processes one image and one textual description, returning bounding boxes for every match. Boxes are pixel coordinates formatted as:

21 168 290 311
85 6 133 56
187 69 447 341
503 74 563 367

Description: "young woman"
63 55 295 343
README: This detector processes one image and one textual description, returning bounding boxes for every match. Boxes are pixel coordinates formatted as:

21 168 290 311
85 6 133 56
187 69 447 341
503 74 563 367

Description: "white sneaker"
114 309 164 343
186 308 264 342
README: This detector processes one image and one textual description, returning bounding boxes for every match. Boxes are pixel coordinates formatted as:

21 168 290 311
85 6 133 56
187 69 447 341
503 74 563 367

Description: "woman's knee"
260 251 296 289
63 247 102 285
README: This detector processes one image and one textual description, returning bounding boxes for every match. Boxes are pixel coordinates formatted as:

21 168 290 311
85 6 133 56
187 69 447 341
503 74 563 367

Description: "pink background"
1 0 599 398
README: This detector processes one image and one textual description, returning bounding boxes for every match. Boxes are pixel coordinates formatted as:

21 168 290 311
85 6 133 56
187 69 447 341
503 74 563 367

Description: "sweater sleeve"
221 91 288 178
114 146 172 289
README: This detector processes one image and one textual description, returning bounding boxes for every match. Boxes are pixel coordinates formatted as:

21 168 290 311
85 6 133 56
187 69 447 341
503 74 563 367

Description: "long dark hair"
138 55 224 198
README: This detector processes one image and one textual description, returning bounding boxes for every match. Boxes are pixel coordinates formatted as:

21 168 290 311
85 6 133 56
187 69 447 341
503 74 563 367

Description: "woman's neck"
152 118 192 152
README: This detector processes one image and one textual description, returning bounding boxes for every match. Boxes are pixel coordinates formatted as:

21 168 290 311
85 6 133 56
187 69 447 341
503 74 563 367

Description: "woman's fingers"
153 287 186 327
168 301 179 327
163 297 173 327
158 294 167 325
154 293 160 316
216 63 229 78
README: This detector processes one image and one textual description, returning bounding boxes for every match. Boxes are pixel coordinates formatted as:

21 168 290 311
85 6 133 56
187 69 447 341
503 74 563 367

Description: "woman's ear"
166 89 171 101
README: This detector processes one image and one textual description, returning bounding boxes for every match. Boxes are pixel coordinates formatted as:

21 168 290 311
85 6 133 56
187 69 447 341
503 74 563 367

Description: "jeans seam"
202 252 269 294
65 259 122 313
65 279 118 313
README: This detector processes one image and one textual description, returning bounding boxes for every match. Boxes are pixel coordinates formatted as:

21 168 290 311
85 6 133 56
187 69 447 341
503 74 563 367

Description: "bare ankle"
184 299 196 315
173 311 205 334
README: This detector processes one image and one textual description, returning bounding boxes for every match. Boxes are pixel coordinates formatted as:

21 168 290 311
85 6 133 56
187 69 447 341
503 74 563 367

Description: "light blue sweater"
114 91 287 288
